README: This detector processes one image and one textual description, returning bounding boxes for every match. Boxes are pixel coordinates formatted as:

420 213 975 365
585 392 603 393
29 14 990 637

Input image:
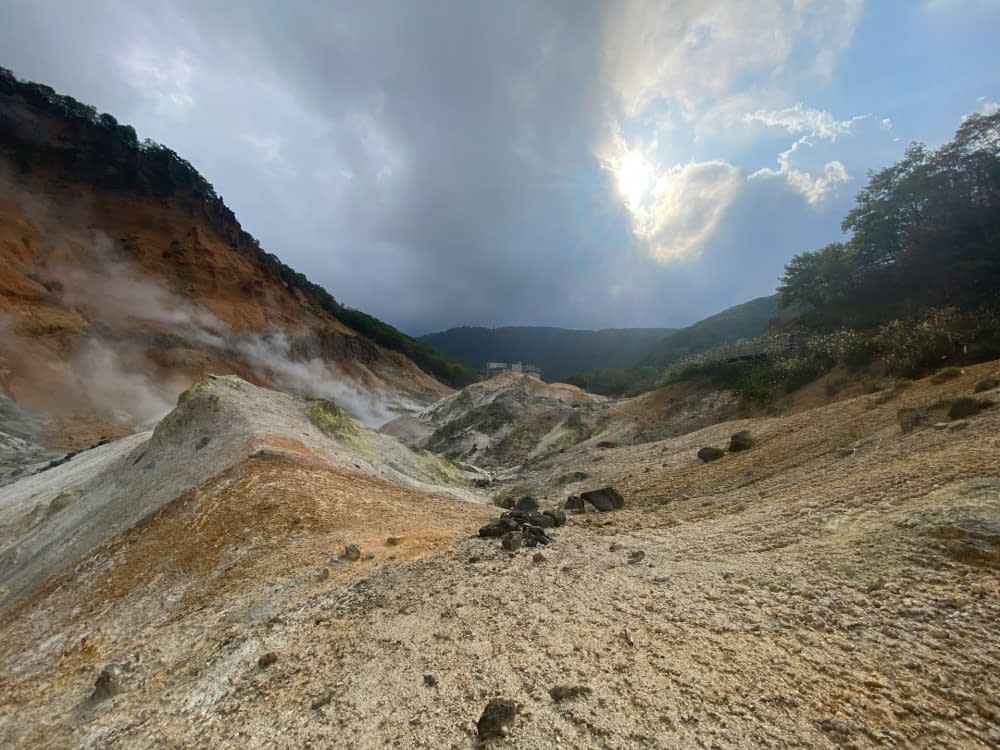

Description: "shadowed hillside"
418 326 675 382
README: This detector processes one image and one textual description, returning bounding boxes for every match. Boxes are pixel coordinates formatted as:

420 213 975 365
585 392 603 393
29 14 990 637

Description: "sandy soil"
0 364 998 748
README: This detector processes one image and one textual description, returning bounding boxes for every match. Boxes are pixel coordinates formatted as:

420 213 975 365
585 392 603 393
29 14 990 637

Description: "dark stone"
501 531 522 551
423 674 438 688
628 550 646 564
477 698 518 740
542 509 567 527
697 446 725 462
311 690 334 710
532 552 546 563
343 544 362 561
549 684 592 702
973 377 998 393
564 495 585 513
258 652 278 668
514 495 539 511
580 487 624 512
474 477 491 488
478 518 520 538
91 665 122 700
522 525 551 547
728 430 753 452
948 397 990 420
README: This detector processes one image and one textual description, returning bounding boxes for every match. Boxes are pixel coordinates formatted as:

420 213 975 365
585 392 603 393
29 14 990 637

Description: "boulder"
564 495 585 514
728 430 753 452
542 509 567 527
478 518 520 538
514 495 539 511
697 446 725 462
580 487 624 512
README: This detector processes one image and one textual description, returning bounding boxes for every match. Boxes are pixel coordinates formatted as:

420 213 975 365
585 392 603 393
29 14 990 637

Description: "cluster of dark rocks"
698 430 753 462
478 495 566 550
478 487 627 551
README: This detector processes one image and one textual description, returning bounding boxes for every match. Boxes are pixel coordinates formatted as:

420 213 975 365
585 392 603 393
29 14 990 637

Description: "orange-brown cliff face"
0 70 451 446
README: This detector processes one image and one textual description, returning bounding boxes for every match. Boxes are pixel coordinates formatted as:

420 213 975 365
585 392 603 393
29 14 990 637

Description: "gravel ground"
0 364 998 749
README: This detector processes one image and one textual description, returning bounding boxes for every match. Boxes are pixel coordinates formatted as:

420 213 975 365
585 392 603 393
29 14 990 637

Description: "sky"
1 0 997 335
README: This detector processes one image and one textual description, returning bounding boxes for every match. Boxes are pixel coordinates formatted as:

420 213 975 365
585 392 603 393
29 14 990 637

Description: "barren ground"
0 363 998 749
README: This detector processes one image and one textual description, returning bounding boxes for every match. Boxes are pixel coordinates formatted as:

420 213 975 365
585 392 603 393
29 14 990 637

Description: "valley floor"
1 365 999 748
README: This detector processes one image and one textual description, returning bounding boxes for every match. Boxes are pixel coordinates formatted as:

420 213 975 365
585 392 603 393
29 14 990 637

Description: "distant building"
479 361 542 380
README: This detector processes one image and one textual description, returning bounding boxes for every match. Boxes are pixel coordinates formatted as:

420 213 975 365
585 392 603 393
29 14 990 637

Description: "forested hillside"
418 326 674 382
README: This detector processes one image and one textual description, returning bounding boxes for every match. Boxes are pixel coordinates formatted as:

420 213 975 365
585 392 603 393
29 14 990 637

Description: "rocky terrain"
0 359 997 748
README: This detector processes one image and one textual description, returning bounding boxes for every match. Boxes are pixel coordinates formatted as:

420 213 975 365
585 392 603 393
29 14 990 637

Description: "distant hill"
418 326 675 382
563 295 787 396
637 295 784 369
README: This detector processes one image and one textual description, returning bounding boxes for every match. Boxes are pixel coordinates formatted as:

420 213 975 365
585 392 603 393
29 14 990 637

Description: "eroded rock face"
580 487 624 512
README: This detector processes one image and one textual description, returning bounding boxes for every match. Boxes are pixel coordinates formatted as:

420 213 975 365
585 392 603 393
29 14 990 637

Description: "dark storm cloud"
2 1 991 334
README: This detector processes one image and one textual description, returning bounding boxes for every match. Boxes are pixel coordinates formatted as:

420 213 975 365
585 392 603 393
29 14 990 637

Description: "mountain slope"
1 360 997 748
418 326 675 381
0 68 470 443
638 294 784 369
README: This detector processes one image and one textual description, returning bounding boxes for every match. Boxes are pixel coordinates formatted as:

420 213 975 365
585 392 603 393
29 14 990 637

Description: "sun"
615 149 653 209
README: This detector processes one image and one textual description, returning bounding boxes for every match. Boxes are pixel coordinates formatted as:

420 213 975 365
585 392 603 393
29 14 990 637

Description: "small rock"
468 555 481 563
317 567 330 581
311 690 334 710
522 525 552 547
343 544 362 562
386 535 402 545
501 531 522 551
477 698 518 740
728 430 753 452
973 377 998 393
532 552 546 563
474 477 492 488
610 542 625 552
423 674 438 688
549 684 592 702
722 571 734 580
363 551 375 560
697 446 725 462
542 509 567 527
515 495 539 511
258 652 278 668
580 487 624 512
628 550 646 564
653 575 669 583
564 495 585 514
91 665 122 700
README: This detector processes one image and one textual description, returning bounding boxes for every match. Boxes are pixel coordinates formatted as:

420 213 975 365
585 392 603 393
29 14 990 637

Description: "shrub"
948 397 991 420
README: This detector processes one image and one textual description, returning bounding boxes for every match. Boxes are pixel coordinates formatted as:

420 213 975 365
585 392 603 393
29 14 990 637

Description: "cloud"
116 43 196 115
0 0 993 336
881 118 893 131
745 104 868 140
638 160 743 261
750 138 851 205
603 0 865 118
